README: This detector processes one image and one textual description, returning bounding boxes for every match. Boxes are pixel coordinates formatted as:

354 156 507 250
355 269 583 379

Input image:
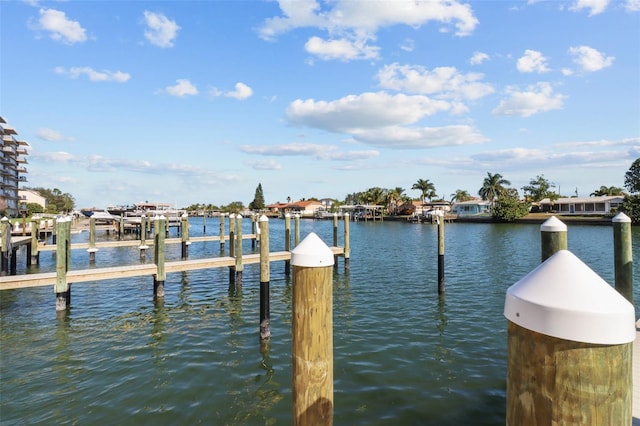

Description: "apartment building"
1 117 30 217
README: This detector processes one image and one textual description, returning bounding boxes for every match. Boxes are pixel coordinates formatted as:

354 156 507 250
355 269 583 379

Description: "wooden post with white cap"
504 250 635 425
180 213 190 259
55 216 72 311
540 215 567 262
291 232 334 425
613 212 633 303
219 213 225 252
153 216 166 298
139 215 148 259
437 211 445 295
234 214 243 286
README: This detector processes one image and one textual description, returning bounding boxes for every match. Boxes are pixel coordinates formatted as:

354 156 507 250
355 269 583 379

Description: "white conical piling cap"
540 215 566 232
504 250 635 344
291 232 335 267
613 212 631 223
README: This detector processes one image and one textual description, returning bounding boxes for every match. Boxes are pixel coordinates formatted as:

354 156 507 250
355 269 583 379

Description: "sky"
1 0 639 209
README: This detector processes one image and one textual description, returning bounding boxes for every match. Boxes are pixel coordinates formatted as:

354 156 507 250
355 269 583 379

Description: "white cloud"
36 128 74 142
30 8 87 44
305 36 379 61
54 66 131 82
351 125 488 149
492 82 566 117
225 82 253 100
245 160 283 170
626 0 640 12
469 51 489 65
400 38 415 52
258 0 478 61
377 63 494 102
516 49 550 73
162 79 199 97
287 92 451 133
239 142 379 161
143 11 180 48
569 0 610 16
568 45 614 72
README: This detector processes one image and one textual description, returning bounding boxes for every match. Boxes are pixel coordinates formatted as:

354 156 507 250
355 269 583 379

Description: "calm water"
1 218 639 425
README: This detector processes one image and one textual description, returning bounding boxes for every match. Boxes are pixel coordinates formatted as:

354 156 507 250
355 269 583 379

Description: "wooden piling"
139 215 148 259
294 214 300 247
437 212 445 295
613 212 633 303
234 214 243 286
181 213 190 259
251 213 257 249
202 212 207 234
219 214 225 251
88 216 98 263
291 233 334 425
153 216 166 298
0 217 10 276
30 218 39 265
540 216 567 262
333 213 338 265
285 213 291 275
55 216 72 311
343 213 350 270
504 250 635 425
259 215 270 340
51 217 57 244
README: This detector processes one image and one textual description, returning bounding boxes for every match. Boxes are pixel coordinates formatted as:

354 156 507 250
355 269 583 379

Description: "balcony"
18 176 27 182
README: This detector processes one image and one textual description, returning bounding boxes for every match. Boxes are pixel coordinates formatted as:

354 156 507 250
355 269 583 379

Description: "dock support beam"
153 216 166 298
291 233 334 425
259 215 270 341
55 216 72 311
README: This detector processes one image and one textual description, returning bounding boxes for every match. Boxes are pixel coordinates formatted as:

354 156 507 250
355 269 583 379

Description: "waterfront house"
18 189 46 210
452 199 492 215
266 200 323 218
538 196 624 215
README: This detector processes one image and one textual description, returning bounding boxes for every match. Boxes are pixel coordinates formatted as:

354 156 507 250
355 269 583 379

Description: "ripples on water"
1 219 638 425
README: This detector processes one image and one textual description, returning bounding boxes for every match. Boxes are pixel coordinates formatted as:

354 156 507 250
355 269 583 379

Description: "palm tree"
590 185 625 196
365 187 386 206
478 172 511 203
450 189 472 203
386 186 405 215
412 179 436 204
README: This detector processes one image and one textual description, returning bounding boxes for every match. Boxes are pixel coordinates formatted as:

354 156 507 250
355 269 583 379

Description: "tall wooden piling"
291 232 334 425
251 213 257 249
504 250 635 425
234 214 244 285
139 215 148 259
181 213 190 259
229 213 235 258
285 213 291 275
219 214 225 251
294 214 300 247
613 212 633 303
540 216 567 262
0 217 10 275
153 216 166 298
88 216 98 263
332 213 339 265
259 215 271 340
437 211 445 295
343 213 350 270
30 218 39 265
55 216 72 311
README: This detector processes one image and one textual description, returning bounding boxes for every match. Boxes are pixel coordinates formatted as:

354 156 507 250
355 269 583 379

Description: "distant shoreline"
383 213 617 226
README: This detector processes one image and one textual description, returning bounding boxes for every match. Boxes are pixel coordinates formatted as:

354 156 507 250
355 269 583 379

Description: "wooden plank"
37 234 258 251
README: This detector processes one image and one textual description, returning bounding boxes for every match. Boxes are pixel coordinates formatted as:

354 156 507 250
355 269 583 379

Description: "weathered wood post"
0 217 10 276
259 215 271 340
251 213 257 249
88 216 98 263
51 217 57 244
294 214 300 247
219 213 225 252
613 212 633 303
30 218 39 265
284 213 291 275
228 213 236 282
540 216 567 262
21 214 26 236
153 216 166 298
139 215 148 259
234 214 244 286
202 211 207 234
343 213 350 270
55 216 72 311
180 213 190 259
332 213 339 265
291 232 334 425
504 250 635 425
437 211 445 295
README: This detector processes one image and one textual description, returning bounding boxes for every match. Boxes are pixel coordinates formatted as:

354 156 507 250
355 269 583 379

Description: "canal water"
1 218 639 425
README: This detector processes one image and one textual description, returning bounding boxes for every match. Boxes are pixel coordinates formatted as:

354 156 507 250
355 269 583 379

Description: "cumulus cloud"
492 82 566 117
469 51 489 65
377 63 494 102
351 125 488 149
568 45 614 72
225 82 253 100
54 66 131 82
258 0 478 61
161 79 199 97
36 128 75 142
569 0 610 16
245 159 283 170
143 11 180 48
29 8 87 44
516 49 550 73
626 0 640 12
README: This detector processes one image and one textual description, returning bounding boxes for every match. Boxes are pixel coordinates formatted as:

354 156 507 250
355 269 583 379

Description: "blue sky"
1 0 639 209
